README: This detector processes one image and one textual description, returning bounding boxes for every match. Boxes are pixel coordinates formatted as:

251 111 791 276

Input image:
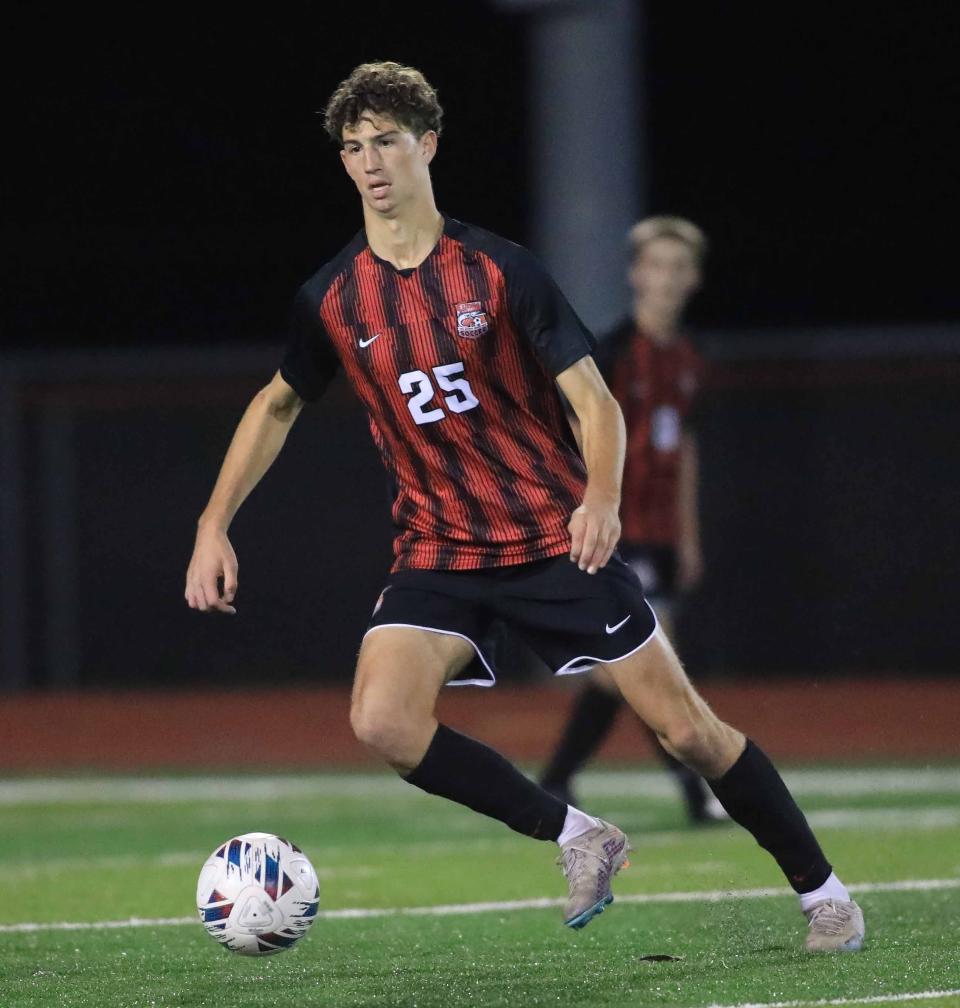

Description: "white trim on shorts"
552 599 661 677
363 598 659 686
362 623 497 687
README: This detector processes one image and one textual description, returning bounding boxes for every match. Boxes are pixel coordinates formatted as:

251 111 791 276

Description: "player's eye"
379 138 394 147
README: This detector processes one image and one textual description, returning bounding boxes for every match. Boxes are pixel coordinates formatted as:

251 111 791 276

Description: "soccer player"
184 62 864 951
539 216 726 824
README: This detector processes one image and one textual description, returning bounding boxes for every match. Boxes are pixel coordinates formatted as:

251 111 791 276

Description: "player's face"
340 113 437 218
629 237 701 314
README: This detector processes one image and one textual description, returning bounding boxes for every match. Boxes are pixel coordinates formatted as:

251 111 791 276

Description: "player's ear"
420 130 438 165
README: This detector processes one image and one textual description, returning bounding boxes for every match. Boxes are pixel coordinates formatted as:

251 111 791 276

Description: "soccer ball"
196 832 320 956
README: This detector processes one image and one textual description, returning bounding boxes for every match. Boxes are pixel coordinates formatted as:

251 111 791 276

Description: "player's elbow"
256 378 304 423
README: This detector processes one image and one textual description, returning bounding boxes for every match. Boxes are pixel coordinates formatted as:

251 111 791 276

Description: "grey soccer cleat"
804 898 865 952
557 820 630 929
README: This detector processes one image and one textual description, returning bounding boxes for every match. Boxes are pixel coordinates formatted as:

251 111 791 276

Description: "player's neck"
363 198 444 271
634 300 683 346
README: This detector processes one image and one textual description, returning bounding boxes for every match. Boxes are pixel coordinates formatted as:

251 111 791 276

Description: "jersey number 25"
398 361 480 426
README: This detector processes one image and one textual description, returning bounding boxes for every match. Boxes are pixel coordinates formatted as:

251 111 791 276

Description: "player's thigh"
353 626 476 720
589 600 671 694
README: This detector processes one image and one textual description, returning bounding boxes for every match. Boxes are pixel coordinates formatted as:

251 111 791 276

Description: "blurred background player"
540 216 726 824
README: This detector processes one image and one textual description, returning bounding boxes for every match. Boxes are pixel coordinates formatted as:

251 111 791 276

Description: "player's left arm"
556 356 625 575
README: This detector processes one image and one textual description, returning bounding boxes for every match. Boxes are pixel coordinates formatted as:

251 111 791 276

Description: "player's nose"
362 148 382 172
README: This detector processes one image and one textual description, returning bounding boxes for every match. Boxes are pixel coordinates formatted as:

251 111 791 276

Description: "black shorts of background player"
540 217 725 824
184 63 863 950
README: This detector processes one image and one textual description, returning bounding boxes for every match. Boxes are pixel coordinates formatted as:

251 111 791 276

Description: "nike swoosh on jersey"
359 333 381 348
605 615 631 634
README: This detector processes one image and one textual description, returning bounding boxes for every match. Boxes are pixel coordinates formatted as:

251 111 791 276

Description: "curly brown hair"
324 62 443 143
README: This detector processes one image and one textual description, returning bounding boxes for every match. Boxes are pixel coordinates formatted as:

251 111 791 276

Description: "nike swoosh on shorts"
605 615 631 634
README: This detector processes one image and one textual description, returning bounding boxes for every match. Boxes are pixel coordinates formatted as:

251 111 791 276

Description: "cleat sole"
564 894 613 930
808 935 864 953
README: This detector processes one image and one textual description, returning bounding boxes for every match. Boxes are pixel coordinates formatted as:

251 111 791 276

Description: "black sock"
405 723 568 841
708 739 831 893
540 683 622 789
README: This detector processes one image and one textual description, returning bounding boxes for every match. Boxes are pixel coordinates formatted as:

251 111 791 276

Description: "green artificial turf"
0 765 958 1008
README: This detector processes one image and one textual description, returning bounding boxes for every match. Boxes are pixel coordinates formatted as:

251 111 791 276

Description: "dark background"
3 2 959 687
6 1 960 346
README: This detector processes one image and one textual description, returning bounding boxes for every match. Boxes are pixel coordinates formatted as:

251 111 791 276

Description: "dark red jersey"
597 319 705 546
280 216 595 572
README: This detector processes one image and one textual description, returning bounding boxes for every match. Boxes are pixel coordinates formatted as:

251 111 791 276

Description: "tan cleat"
557 820 630 929
804 898 865 952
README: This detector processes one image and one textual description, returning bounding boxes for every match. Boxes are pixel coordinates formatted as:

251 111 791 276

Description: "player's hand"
568 490 621 575
185 523 239 614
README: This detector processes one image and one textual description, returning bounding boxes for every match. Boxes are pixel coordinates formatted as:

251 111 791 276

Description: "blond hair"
628 216 708 264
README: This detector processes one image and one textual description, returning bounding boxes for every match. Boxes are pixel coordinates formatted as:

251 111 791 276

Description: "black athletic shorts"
619 544 677 602
364 554 658 687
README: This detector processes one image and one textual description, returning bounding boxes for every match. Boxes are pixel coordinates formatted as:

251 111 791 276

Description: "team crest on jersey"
455 301 488 339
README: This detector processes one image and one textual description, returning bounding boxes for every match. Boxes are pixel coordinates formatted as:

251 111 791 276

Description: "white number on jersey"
398 362 480 426
398 370 445 424
651 405 682 452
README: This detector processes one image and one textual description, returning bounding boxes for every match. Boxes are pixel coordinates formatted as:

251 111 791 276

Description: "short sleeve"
279 287 340 402
503 247 597 376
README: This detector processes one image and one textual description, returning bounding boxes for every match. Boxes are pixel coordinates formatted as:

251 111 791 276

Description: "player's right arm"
185 371 305 614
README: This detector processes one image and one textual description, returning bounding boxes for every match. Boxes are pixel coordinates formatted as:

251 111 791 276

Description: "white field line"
0 766 958 805
3 803 955 879
805 807 960 830
9 852 380 880
705 989 960 1008
587 768 960 799
4 806 957 878
0 876 956 935
609 807 960 842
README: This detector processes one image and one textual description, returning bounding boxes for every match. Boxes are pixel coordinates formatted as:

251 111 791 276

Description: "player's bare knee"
348 699 377 750
350 697 404 758
709 721 746 777
661 719 708 767
667 717 743 778
350 688 433 771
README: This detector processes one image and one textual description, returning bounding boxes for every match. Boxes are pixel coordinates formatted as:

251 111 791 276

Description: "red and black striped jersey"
280 216 595 572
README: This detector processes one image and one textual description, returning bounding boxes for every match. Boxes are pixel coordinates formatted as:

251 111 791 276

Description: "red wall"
3 679 957 770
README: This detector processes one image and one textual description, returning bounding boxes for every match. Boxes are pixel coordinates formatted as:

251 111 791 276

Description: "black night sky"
5 2 960 349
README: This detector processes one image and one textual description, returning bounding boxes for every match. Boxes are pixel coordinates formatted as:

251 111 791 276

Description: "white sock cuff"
798 871 851 913
556 806 603 847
